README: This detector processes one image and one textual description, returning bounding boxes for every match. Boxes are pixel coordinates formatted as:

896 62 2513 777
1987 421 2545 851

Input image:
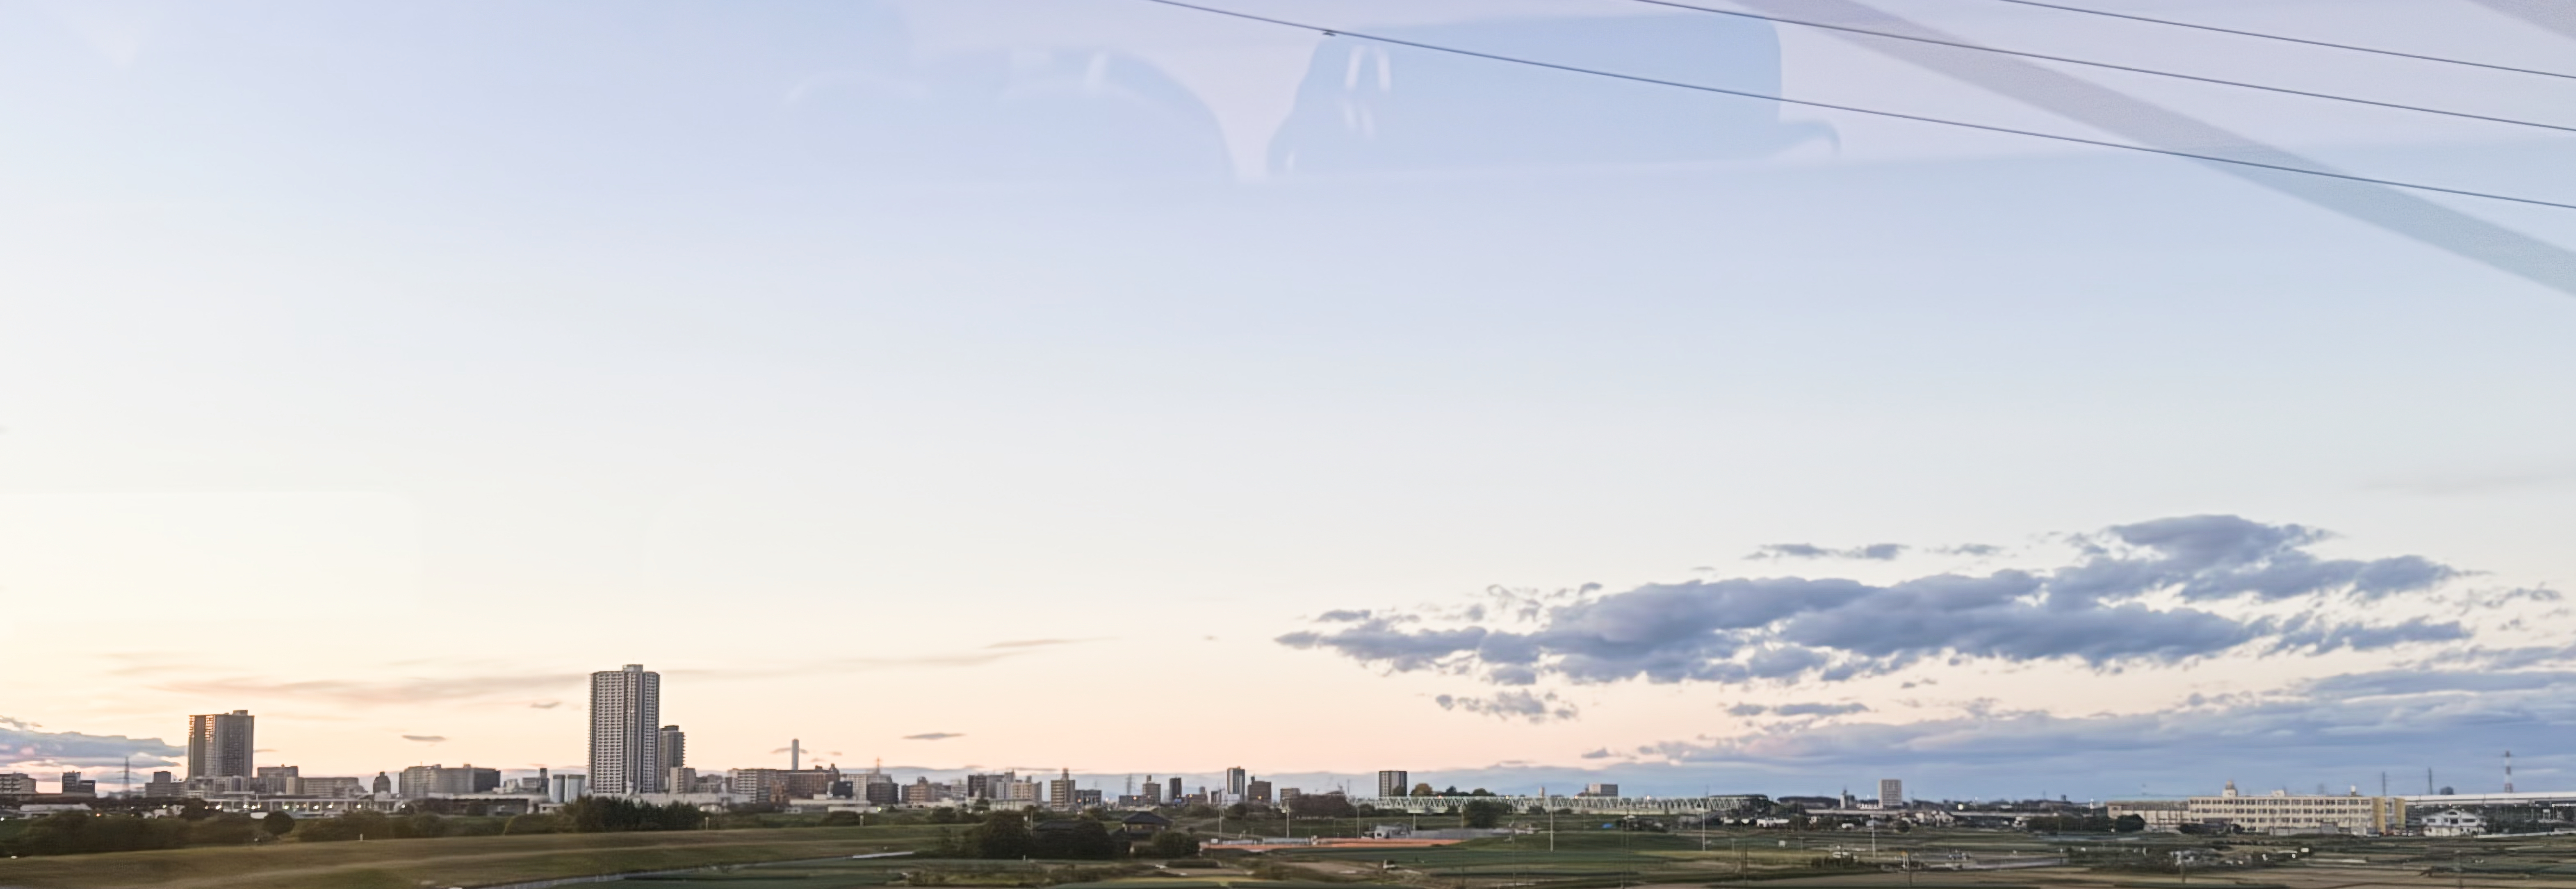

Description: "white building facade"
588 664 662 795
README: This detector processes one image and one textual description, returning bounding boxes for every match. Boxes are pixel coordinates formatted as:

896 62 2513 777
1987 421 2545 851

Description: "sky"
2 0 2574 802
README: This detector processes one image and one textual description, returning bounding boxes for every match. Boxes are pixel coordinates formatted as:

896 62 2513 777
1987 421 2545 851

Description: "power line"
1136 0 2576 213
1984 0 2576 82
1631 0 2576 134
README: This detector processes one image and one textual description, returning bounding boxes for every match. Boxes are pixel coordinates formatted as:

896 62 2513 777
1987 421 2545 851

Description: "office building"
0 773 35 795
658 725 686 777
1580 783 1619 798
588 664 662 795
398 764 501 798
1246 779 1272 803
296 776 366 798
144 771 181 798
549 773 590 803
255 765 299 795
1877 779 1903 807
187 710 255 779
58 772 97 796
1377 770 1410 798
1279 787 1302 808
1142 775 1163 805
372 773 393 795
1225 767 1247 796
1168 776 1181 803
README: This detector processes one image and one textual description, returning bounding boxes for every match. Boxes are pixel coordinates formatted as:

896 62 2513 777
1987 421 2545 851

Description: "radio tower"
2505 750 2516 793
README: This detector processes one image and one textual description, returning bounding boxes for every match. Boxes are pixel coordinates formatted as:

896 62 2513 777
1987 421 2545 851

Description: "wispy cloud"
529 701 561 709
1435 690 1578 724
401 734 446 743
903 732 965 741
983 638 1092 650
1748 543 1907 561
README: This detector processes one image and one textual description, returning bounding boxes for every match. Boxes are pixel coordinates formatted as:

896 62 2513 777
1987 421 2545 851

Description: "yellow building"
2185 781 2404 835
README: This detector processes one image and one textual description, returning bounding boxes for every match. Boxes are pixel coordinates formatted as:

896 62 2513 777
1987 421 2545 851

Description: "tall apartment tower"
588 665 662 795
1049 768 1078 810
1877 778 1904 807
1224 766 1247 796
1377 770 1410 798
186 711 255 779
1168 776 1181 802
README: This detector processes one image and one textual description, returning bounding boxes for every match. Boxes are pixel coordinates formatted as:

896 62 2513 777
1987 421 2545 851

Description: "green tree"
2114 814 2147 833
1460 800 1512 829
929 806 962 825
1411 783 1436 797
260 811 295 837
1145 830 1201 859
1289 793 1357 818
820 811 865 827
964 809 1033 859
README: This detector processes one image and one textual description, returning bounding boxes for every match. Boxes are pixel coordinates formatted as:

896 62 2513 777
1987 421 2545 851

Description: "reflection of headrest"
1270 15 1834 176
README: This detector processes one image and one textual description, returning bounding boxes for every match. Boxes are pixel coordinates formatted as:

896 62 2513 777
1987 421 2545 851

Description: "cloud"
1279 515 2472 694
401 734 446 743
1580 748 1614 759
1316 609 1375 622
1936 544 2003 557
0 717 183 769
904 732 966 741
1434 690 1578 723
1727 703 1769 716
1748 543 1907 561
1773 702 1870 717
153 673 581 706
983 638 1089 650
529 701 561 709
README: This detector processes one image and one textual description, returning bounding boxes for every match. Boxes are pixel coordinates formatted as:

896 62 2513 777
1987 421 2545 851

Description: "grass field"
0 825 946 889
13 824 2576 889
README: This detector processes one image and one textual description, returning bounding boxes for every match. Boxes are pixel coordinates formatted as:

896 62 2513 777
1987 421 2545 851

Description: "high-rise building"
1877 779 1903 807
658 725 686 778
1377 770 1409 798
589 664 662 795
372 773 393 795
187 711 255 779
1225 767 1247 796
1246 779 1272 803
1049 768 1079 809
1168 776 1181 803
1143 775 1163 805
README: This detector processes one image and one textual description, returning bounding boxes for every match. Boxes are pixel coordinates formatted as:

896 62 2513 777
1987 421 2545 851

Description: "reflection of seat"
1269 15 1833 176
791 46 1232 182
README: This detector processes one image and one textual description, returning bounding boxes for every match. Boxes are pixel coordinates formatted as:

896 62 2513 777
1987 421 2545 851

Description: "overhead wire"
1135 0 2576 213
1629 0 2576 134
1982 0 2576 82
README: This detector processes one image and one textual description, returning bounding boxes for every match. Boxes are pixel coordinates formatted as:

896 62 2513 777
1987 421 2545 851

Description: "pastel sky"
5 0 2574 802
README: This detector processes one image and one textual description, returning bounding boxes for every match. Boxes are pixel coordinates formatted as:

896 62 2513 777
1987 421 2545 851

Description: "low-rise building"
2422 809 2485 837
2106 800 2190 832
0 773 38 796
57 772 97 797
399 764 501 798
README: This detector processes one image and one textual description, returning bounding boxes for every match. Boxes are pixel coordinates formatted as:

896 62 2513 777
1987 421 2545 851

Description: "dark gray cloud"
1580 747 1614 759
1936 544 2004 557
1434 691 1578 724
0 718 184 769
1279 515 2473 691
904 732 965 741
1748 543 1906 561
